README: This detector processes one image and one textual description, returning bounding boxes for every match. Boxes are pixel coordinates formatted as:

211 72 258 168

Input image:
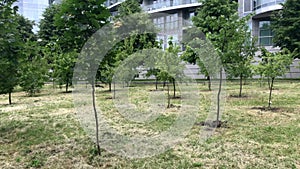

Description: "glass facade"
143 0 199 11
253 0 285 10
14 0 50 31
259 21 273 46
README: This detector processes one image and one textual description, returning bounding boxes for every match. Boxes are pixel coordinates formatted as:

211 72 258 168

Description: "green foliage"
53 50 77 92
272 0 300 58
19 42 48 96
192 0 240 121
15 14 36 42
38 3 61 46
225 14 258 96
155 38 184 82
256 48 293 80
97 0 157 89
0 0 22 104
117 0 142 18
54 0 110 52
255 48 293 107
193 0 239 56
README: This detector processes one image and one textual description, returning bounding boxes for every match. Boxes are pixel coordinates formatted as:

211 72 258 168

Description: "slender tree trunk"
108 82 112 92
167 83 170 108
239 74 243 97
9 92 12 105
268 77 274 109
155 78 158 90
163 81 166 88
172 78 176 98
217 68 222 122
92 81 101 155
267 77 271 90
207 76 211 91
113 82 116 99
66 81 69 93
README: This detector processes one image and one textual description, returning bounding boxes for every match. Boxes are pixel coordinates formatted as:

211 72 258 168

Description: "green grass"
0 80 299 168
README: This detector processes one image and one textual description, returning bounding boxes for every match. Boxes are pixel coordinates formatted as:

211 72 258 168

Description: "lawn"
0 80 299 168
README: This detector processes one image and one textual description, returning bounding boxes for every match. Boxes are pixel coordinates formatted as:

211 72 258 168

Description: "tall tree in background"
54 0 110 52
272 0 300 58
38 3 61 47
98 0 157 91
0 0 22 104
15 14 36 42
48 0 110 91
192 0 239 125
15 14 48 96
19 41 48 96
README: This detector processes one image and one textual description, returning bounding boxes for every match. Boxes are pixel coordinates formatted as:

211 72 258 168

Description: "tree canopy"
54 0 110 52
272 0 300 58
0 0 22 104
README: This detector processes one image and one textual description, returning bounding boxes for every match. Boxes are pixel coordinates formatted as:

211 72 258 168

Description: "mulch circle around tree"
195 120 228 128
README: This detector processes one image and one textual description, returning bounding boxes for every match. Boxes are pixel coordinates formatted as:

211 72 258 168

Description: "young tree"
156 39 185 107
226 16 258 97
192 0 240 125
272 0 300 58
181 39 212 91
255 48 293 109
0 0 22 104
53 50 77 92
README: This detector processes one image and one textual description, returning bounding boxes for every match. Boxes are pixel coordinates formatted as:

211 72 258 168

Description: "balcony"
143 0 200 12
253 0 285 11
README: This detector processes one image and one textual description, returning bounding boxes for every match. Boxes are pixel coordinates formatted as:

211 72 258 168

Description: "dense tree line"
0 0 298 115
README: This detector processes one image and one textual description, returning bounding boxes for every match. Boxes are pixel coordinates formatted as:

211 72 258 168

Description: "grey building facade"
107 0 300 79
239 0 285 52
106 0 201 49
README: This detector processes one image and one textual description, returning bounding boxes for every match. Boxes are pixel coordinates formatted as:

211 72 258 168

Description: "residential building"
239 0 285 52
106 0 201 49
107 0 300 79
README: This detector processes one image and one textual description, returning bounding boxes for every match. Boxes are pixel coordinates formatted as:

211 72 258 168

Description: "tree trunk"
92 81 101 155
207 76 211 91
167 83 170 108
155 78 158 90
9 92 12 105
216 68 223 122
172 78 176 98
66 81 69 93
267 77 271 90
239 74 243 97
113 82 116 99
108 83 112 92
268 77 275 109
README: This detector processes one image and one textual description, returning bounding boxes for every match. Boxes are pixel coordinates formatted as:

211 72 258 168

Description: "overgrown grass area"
0 80 299 168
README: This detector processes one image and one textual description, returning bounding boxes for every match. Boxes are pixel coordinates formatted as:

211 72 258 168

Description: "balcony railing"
143 0 199 12
253 0 285 10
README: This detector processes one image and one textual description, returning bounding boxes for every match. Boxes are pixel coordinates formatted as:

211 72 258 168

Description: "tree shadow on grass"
229 94 250 98
251 106 282 112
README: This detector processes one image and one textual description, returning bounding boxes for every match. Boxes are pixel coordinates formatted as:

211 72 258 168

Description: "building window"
259 21 273 46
